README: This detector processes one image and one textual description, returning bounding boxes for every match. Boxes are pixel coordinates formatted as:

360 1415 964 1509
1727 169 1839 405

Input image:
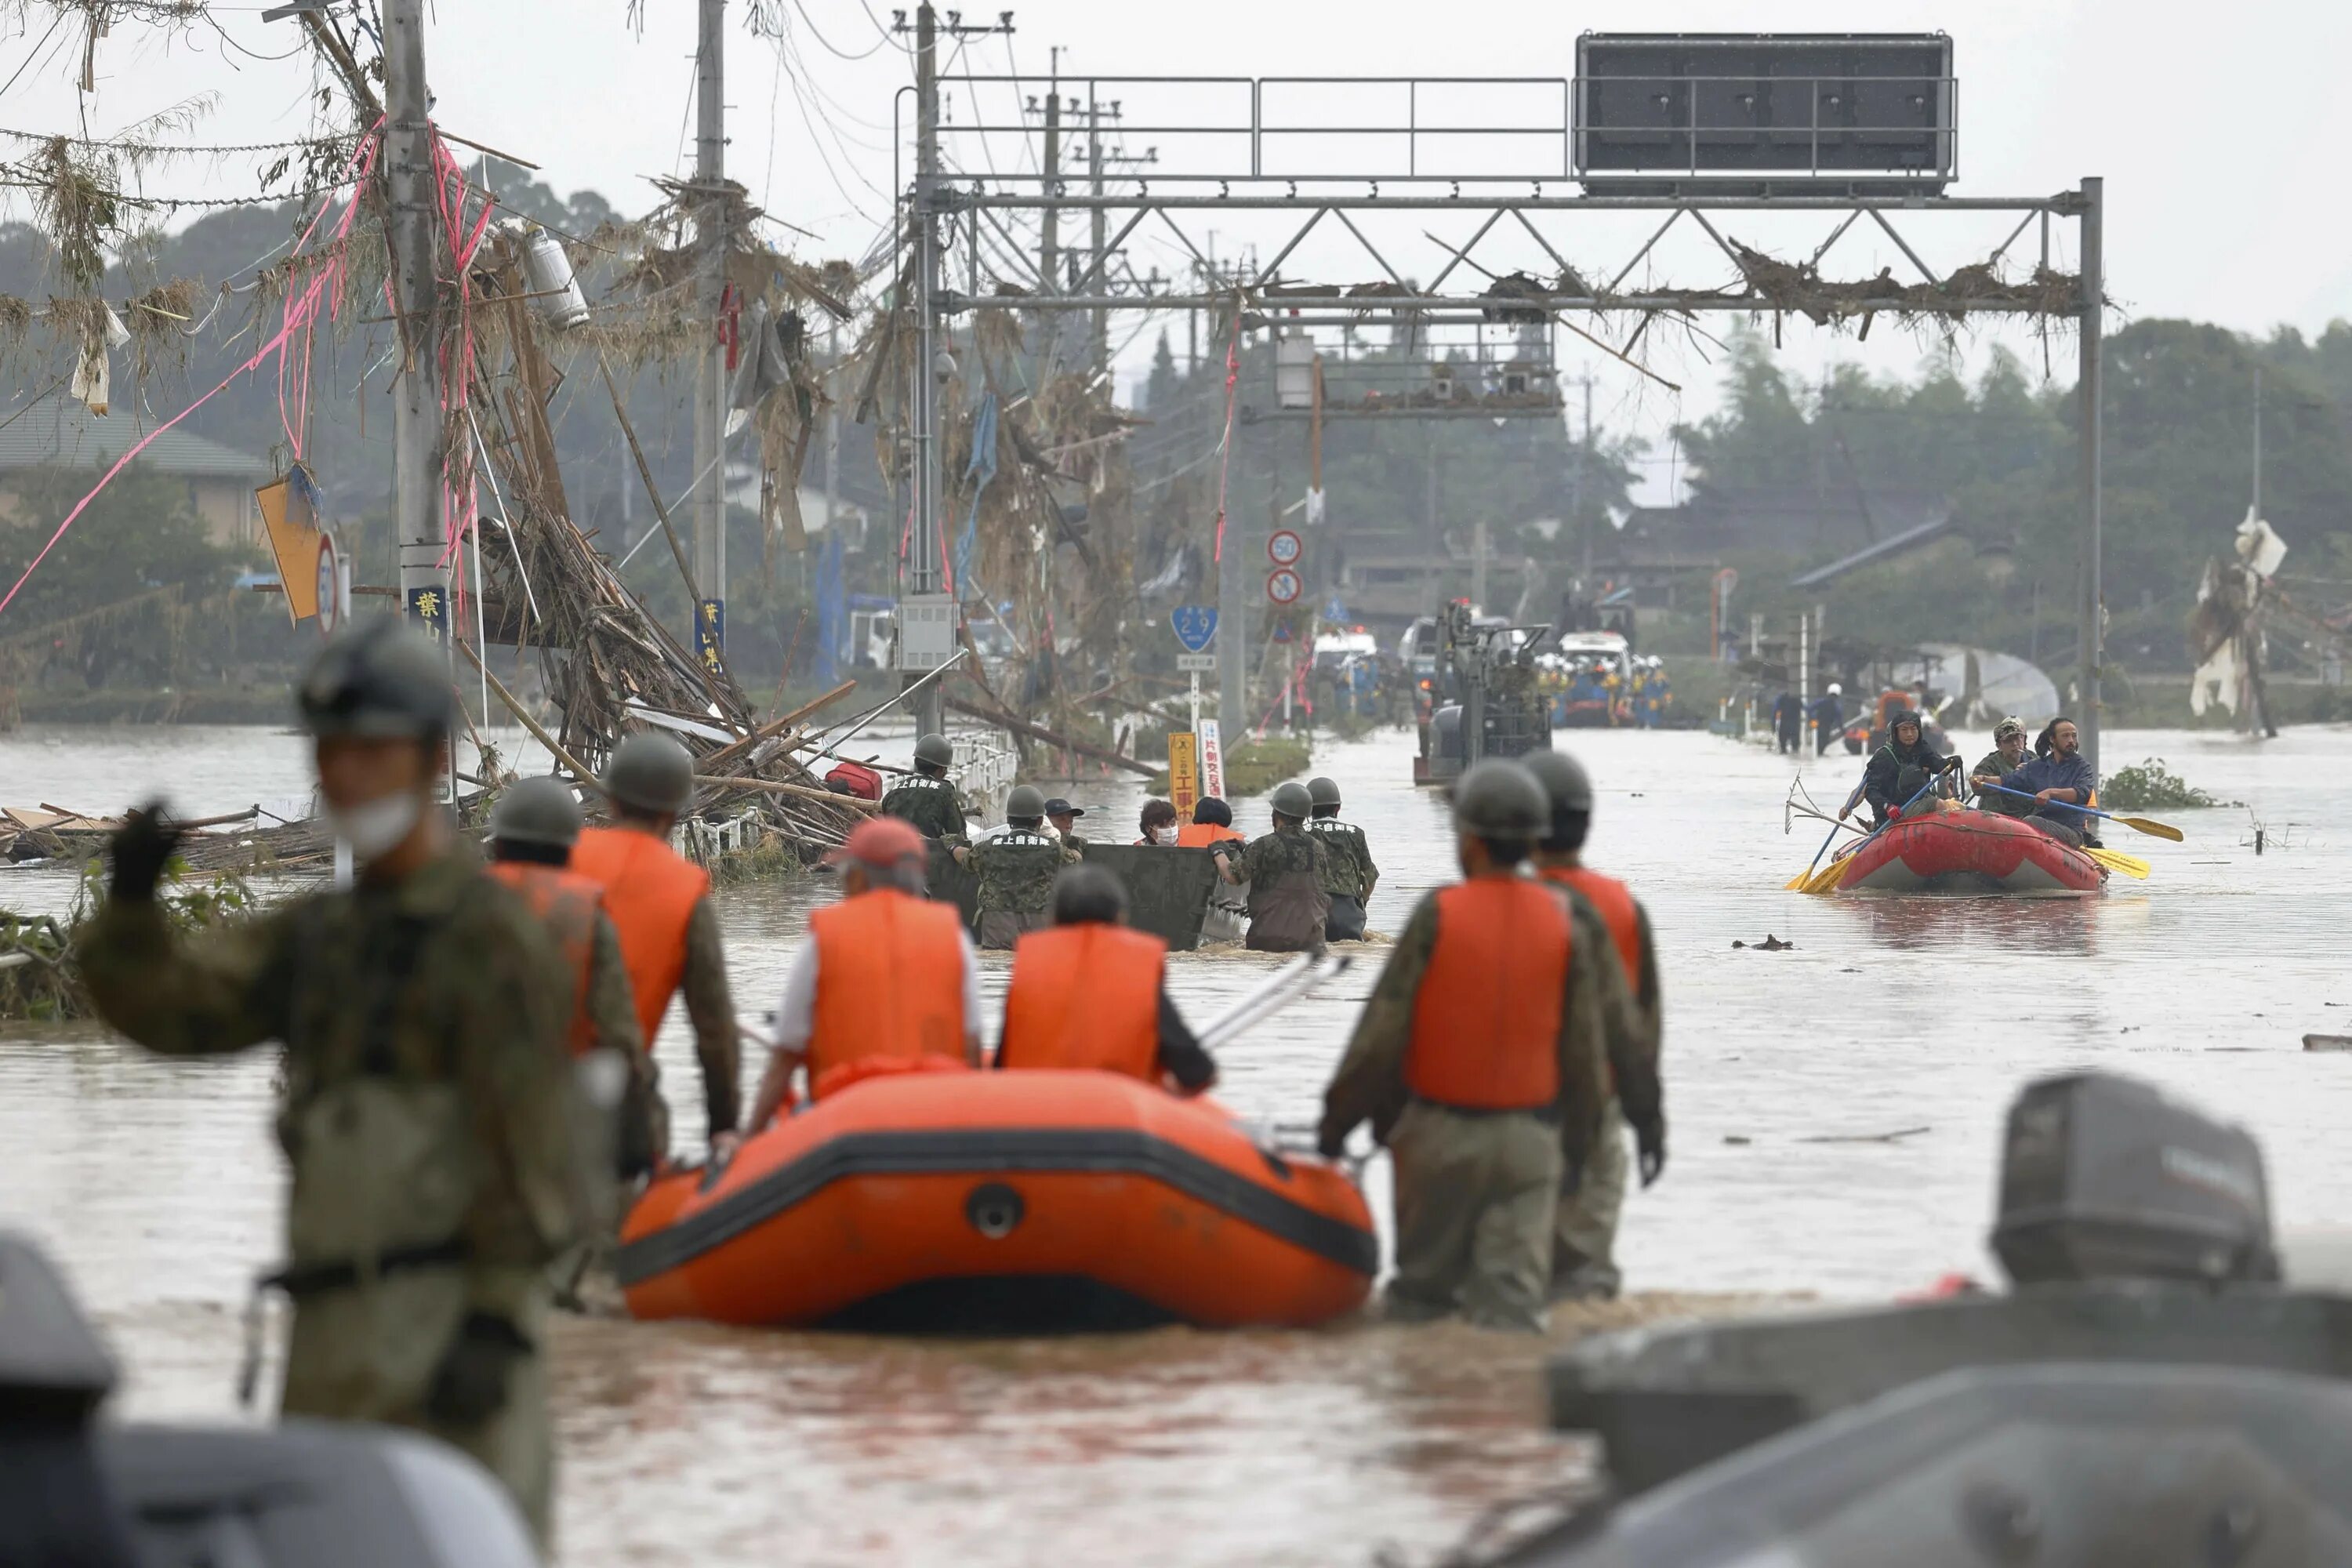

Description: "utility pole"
1573 370 1594 591
1088 94 1108 381
2076 176 2105 775
901 5 1012 739
1036 67 1062 377
2252 362 2263 519
385 0 443 637
1217 407 1243 742
693 0 728 672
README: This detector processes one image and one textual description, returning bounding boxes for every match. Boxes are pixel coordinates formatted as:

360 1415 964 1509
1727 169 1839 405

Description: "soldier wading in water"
76 619 583 1546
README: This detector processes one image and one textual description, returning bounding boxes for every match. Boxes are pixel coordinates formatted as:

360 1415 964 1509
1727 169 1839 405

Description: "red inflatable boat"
615 1068 1377 1332
1825 808 2104 896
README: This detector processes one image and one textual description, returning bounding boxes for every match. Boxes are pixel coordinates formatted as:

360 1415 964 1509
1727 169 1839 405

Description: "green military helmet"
603 731 695 816
914 732 955 768
1521 749 1594 815
1452 759 1549 839
1269 780 1314 819
1006 783 1047 821
490 775 583 848
1307 776 1342 809
296 616 457 740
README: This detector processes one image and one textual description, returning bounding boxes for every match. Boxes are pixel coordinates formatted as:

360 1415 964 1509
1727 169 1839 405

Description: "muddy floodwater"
7 718 2352 1565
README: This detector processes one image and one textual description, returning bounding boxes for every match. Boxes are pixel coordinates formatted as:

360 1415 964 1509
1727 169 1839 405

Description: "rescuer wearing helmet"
1212 780 1334 953
748 816 981 1125
1316 759 1622 1331
995 864 1217 1093
570 731 742 1164
953 782 1080 949
1810 681 1847 756
1301 775 1380 942
77 618 579 1541
878 731 969 845
487 778 660 1178
1523 749 1667 1302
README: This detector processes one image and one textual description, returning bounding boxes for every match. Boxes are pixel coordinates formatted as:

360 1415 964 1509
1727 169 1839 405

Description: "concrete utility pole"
1088 95 1108 380
1036 51 1061 377
2076 176 2104 775
384 0 443 635
693 0 728 670
1573 370 1594 591
909 3 945 737
1217 413 1243 742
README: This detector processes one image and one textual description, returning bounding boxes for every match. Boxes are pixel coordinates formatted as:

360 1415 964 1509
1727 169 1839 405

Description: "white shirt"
770 925 983 1051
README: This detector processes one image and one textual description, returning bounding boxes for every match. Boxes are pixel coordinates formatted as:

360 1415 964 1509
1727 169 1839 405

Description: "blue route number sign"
1171 604 1218 655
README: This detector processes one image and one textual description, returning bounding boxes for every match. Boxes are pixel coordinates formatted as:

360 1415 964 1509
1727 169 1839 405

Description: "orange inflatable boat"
614 1068 1377 1331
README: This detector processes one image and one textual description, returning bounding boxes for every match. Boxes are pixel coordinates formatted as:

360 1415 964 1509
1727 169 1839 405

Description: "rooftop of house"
0 399 274 482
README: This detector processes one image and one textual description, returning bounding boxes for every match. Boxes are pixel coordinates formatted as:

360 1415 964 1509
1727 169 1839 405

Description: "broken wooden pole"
947 698 1159 778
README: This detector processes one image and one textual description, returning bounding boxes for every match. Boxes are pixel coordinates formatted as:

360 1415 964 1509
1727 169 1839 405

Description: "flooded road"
5 717 2350 1564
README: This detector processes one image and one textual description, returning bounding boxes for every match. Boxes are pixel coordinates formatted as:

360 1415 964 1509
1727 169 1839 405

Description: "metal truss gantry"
898 49 2107 762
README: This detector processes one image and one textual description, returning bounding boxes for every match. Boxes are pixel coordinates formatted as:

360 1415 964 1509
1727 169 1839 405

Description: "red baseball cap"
829 816 927 871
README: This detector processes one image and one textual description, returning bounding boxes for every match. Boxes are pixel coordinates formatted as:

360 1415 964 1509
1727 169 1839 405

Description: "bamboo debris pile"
456 231 871 857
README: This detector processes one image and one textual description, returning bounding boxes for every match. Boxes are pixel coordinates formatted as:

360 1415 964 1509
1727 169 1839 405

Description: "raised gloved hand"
425 1312 534 1428
1316 1119 1348 1161
1634 1117 1668 1189
108 800 184 902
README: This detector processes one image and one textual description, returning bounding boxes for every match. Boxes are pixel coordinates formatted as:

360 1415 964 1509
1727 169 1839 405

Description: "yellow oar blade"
2113 815 2184 842
1801 856 1850 895
2085 847 2151 880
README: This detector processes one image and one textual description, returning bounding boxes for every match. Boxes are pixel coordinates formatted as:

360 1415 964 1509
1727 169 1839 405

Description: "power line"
787 0 893 60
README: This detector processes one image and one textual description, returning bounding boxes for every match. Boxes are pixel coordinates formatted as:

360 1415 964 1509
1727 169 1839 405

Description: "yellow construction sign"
1167 731 1201 822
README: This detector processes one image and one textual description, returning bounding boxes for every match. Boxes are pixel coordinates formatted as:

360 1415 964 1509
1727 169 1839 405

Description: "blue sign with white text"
1171 604 1218 655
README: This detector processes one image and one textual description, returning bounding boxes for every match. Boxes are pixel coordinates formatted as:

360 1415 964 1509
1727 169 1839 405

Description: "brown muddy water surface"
5 719 2350 1565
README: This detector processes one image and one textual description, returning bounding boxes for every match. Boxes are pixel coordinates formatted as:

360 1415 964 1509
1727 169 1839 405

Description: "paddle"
1974 782 2185 842
1798 779 1937 895
2084 846 2151 880
1784 782 1869 891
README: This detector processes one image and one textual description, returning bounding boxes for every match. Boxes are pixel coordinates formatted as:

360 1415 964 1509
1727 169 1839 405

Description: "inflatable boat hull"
616 1069 1377 1331
1830 809 2103 896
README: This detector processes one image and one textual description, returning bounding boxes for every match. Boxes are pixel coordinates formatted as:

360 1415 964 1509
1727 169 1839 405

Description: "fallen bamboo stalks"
691 775 880 811
455 639 601 785
947 699 1158 778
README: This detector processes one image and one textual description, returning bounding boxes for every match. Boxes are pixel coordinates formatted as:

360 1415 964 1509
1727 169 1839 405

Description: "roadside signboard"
1199 719 1225 799
1266 567 1303 606
314 532 343 635
1167 731 1201 821
1176 652 1217 672
1171 604 1218 654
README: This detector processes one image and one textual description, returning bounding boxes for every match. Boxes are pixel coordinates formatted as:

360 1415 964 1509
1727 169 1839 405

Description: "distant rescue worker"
1848 709 1952 827
1137 798 1180 845
1976 716 2099 847
749 818 981 1125
1302 775 1380 942
996 865 1217 1094
1771 691 1803 755
487 777 659 1178
1969 717 2035 817
1810 682 1846 756
878 732 968 844
1183 796 1249 942
1212 781 1332 953
570 733 742 1160
1523 750 1668 1302
955 783 1080 948
77 619 579 1541
1317 761 1624 1331
1043 797 1090 850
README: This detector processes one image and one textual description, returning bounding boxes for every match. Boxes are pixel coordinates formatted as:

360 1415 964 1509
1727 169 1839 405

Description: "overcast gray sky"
6 2 2343 501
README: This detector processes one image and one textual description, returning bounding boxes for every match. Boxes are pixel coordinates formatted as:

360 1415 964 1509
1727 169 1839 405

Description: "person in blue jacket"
1973 716 2100 848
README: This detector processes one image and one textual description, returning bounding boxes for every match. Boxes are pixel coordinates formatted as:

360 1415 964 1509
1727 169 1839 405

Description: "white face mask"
1152 825 1179 845
328 789 423 859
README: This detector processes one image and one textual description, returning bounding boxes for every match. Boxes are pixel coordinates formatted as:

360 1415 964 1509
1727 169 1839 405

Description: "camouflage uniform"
1972 749 2034 817
1320 888 1633 1330
1548 890 1664 1301
878 771 968 844
970 828 1079 949
75 851 578 1544
1229 826 1333 953
1304 816 1379 942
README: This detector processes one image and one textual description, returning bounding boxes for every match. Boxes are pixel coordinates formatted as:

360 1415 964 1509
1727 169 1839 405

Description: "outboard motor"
1538 1073 2347 1555
0 1232 539 1568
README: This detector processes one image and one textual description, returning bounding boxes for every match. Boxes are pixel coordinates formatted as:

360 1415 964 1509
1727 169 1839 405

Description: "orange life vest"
1176 822 1245 848
808 887 969 1090
1539 865 1642 991
485 859 605 1057
570 825 709 1048
997 923 1164 1081
1404 876 1570 1112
